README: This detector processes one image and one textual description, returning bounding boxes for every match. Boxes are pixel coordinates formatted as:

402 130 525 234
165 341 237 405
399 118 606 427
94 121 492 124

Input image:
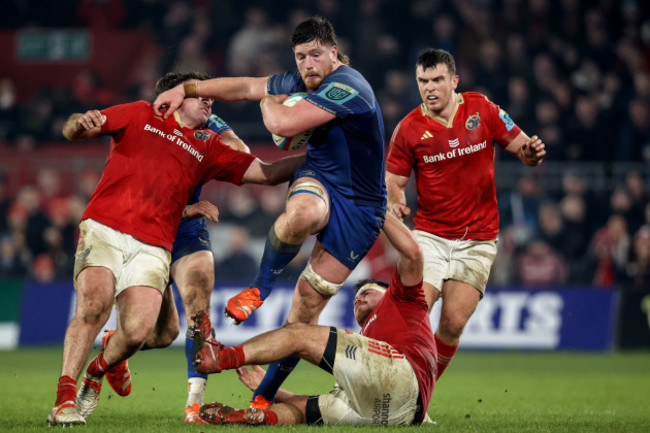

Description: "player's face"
416 64 459 115
353 288 384 326
294 41 338 90
179 96 213 128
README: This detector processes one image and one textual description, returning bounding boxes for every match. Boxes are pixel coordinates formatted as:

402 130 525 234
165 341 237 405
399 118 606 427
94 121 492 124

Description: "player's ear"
452 74 459 90
330 44 338 61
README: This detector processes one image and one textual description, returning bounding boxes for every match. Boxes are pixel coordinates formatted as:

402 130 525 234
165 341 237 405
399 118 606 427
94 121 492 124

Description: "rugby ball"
271 93 314 151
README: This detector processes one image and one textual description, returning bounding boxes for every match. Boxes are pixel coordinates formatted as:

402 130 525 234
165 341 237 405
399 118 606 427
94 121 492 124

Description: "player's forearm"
243 154 305 185
273 388 302 403
386 172 407 204
195 76 268 102
62 114 83 140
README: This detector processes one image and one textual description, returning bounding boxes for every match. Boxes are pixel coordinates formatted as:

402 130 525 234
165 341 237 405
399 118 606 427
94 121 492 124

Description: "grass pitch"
1 347 649 432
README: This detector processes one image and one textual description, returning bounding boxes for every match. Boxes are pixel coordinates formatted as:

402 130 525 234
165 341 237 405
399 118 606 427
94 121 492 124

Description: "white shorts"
413 230 497 296
73 219 171 297
317 329 420 426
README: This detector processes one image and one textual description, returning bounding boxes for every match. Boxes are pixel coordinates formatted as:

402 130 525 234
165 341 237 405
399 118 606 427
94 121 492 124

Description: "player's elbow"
403 242 423 270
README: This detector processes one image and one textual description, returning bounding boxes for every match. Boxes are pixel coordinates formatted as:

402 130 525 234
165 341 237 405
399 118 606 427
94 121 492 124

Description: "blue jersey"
173 114 232 257
267 66 386 207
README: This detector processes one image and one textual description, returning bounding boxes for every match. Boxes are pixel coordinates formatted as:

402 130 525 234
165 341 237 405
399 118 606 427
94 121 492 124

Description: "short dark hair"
353 278 389 295
154 71 210 96
290 16 350 65
416 48 456 76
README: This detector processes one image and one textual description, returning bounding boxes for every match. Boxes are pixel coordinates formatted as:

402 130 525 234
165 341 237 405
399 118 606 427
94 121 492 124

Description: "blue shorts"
171 221 211 264
291 169 385 269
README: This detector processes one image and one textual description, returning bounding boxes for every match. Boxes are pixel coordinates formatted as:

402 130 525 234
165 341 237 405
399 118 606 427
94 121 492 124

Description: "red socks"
263 409 278 425
434 334 458 379
86 352 109 378
218 345 246 371
55 376 77 406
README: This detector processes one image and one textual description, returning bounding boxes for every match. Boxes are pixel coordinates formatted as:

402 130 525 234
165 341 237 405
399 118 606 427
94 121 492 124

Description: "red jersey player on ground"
47 72 304 427
186 212 437 426
386 48 546 380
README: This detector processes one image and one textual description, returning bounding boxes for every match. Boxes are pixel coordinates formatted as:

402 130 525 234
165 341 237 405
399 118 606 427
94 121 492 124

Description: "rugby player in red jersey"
187 212 437 426
47 72 304 427
386 48 546 380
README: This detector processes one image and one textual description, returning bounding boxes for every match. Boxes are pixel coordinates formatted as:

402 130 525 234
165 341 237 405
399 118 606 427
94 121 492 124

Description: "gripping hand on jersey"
182 200 220 222
389 202 412 221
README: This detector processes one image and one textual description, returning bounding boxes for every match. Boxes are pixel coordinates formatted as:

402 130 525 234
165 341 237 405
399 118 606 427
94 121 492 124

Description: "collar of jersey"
421 93 464 128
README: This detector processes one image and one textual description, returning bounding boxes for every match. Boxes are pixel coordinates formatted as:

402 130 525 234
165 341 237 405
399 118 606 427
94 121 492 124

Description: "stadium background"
0 0 649 352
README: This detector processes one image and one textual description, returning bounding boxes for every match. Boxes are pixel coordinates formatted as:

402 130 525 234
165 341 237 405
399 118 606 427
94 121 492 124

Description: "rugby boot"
199 402 267 425
102 330 132 396
47 401 86 426
249 395 272 410
185 402 207 424
76 373 102 418
225 287 263 324
189 310 225 374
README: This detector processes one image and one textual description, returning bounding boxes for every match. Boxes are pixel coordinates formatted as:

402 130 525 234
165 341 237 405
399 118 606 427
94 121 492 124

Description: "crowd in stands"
1 0 650 290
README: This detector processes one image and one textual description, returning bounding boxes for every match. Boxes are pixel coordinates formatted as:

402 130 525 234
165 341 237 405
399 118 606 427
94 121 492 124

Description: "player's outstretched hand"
153 84 185 118
521 135 546 166
236 365 266 392
182 200 220 222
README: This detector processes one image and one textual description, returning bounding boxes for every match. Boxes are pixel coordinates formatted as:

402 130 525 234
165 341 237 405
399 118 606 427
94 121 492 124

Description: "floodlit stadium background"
1 0 650 350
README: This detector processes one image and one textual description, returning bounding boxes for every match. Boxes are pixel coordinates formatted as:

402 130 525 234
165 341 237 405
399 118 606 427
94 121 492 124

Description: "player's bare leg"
49 267 114 426
172 250 215 423
435 279 480 379
144 282 180 349
195 322 330 373
77 286 163 418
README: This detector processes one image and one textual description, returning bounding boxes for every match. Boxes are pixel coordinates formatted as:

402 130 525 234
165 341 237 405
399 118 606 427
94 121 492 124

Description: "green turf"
1 348 649 432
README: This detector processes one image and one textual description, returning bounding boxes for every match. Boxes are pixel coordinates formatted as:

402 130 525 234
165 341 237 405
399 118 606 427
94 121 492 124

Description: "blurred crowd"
1 0 650 289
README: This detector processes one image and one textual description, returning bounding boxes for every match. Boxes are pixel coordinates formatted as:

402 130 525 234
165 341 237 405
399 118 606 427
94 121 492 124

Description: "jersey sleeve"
267 70 305 95
202 136 256 186
100 101 150 134
307 73 372 118
482 95 522 148
205 113 232 134
389 270 427 306
386 120 414 177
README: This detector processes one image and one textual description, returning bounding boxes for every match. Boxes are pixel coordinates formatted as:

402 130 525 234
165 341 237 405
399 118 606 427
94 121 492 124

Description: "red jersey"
81 101 256 251
360 271 436 422
387 92 521 240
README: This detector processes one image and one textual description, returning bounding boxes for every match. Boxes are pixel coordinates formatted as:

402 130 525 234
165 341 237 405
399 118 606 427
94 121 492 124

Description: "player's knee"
122 322 156 349
285 205 325 234
439 314 468 339
156 327 179 348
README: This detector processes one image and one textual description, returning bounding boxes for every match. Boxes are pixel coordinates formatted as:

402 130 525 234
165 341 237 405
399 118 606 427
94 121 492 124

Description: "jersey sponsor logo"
420 130 434 140
372 394 392 426
499 108 515 131
448 138 460 148
423 140 487 163
194 130 211 141
317 82 359 105
144 124 205 162
466 112 480 130
345 344 358 360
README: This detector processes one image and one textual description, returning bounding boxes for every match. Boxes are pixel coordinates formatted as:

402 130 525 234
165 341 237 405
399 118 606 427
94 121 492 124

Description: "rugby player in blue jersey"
173 113 250 423
154 16 387 410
